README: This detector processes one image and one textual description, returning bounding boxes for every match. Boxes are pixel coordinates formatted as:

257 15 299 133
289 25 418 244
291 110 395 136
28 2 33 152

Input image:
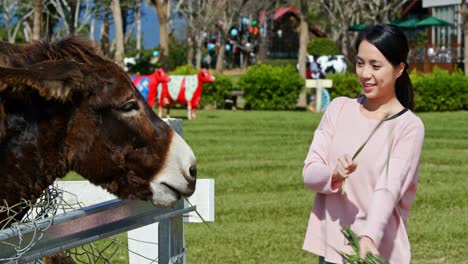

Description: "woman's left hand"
359 236 379 260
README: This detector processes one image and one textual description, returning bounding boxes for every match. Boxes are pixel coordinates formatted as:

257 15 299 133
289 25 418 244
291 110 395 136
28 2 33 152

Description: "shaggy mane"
7 36 104 67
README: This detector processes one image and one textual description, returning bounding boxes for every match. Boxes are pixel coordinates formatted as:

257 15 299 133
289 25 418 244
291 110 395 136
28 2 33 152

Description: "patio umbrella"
348 23 369 31
415 16 452 27
392 18 419 29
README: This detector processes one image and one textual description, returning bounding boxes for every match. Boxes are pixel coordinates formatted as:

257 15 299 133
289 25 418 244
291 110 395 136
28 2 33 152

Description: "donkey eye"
119 100 139 112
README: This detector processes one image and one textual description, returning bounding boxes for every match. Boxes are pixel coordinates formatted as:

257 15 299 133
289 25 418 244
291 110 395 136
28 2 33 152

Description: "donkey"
0 36 197 226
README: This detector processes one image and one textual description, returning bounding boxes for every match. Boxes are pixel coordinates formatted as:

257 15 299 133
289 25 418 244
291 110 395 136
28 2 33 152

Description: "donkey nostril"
189 165 197 178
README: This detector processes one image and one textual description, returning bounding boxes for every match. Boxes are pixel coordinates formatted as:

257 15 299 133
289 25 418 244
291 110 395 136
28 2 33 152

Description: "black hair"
355 24 414 110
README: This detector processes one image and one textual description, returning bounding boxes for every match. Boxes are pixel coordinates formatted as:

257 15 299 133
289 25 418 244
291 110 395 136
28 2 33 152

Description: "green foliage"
326 73 362 99
125 37 188 74
262 58 297 67
340 227 390 264
168 64 199 75
411 68 468 112
239 63 304 110
327 69 468 112
307 37 341 56
126 49 160 75
168 39 189 71
200 73 234 108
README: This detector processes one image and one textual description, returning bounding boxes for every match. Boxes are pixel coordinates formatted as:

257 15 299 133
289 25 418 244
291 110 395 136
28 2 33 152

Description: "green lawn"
179 109 468 264
64 109 468 263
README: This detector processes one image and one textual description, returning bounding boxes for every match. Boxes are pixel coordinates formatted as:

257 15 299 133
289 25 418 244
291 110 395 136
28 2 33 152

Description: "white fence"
305 79 333 112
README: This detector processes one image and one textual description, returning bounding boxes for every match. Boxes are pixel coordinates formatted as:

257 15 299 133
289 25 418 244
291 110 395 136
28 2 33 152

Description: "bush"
326 73 361 99
169 64 199 75
168 40 189 71
127 49 160 75
200 73 234 109
307 37 341 57
411 68 468 112
326 69 468 112
239 63 304 110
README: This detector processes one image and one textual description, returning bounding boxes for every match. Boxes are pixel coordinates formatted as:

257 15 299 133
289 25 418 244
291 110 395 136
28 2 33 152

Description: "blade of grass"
184 197 212 230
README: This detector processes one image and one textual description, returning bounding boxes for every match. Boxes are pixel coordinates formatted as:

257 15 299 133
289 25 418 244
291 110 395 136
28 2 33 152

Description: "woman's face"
356 40 404 101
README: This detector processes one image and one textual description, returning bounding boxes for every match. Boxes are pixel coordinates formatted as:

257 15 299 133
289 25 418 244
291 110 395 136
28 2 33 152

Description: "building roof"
273 6 299 20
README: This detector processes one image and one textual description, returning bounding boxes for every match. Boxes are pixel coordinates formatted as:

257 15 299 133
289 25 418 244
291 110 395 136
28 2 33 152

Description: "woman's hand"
331 154 357 190
359 236 379 260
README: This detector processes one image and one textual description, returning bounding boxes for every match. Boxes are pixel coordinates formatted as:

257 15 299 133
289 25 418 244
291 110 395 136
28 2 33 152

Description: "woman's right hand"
331 154 357 190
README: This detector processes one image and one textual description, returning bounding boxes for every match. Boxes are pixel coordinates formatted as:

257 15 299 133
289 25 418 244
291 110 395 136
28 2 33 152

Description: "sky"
140 1 160 49
94 1 186 50
95 1 184 49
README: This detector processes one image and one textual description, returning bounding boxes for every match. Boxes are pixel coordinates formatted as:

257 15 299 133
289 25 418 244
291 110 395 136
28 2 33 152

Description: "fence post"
158 200 186 264
305 79 333 112
158 118 186 264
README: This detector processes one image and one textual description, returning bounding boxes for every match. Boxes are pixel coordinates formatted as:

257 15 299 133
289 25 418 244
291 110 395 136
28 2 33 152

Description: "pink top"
302 97 424 264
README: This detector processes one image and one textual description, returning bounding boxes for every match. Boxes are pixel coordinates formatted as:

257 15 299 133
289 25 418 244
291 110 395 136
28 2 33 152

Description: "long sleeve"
361 118 425 246
303 97 346 194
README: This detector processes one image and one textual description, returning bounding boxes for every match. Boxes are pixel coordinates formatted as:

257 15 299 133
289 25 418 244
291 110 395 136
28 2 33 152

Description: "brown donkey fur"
0 36 196 229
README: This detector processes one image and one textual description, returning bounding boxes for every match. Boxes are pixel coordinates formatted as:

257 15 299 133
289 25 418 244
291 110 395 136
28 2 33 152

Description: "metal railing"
0 199 194 263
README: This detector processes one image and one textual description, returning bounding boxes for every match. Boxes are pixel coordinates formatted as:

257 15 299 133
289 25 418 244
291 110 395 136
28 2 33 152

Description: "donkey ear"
0 60 89 101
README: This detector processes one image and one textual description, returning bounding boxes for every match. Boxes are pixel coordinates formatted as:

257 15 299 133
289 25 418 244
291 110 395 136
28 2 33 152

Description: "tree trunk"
187 35 194 68
89 19 95 41
195 33 203 69
136 0 142 58
463 2 468 76
216 35 226 72
298 16 308 78
465 21 468 76
258 20 269 61
101 12 111 57
111 0 125 68
297 0 309 108
32 0 42 41
69 0 77 34
152 0 170 70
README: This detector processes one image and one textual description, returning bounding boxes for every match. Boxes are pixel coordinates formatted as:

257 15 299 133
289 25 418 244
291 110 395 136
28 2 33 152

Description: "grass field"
178 109 468 264
65 109 468 263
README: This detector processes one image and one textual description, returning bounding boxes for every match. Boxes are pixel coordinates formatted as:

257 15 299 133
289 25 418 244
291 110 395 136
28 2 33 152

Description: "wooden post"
305 79 333 112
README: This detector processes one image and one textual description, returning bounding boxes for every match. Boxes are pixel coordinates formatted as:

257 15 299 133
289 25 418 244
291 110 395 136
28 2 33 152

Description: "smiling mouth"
161 183 182 199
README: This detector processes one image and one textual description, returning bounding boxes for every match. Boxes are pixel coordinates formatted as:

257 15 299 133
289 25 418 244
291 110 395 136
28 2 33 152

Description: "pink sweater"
302 97 424 264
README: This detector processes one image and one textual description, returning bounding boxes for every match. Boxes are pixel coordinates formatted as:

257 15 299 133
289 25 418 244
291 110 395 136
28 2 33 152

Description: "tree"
149 0 170 70
356 0 409 23
47 0 95 36
32 0 42 40
462 1 468 75
319 0 410 58
297 0 308 79
213 0 249 72
111 0 125 68
135 0 142 58
218 0 291 70
1 0 34 43
296 0 309 108
173 0 218 69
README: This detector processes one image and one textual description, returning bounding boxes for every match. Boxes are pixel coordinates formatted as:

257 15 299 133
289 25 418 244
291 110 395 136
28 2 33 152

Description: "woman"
302 24 425 264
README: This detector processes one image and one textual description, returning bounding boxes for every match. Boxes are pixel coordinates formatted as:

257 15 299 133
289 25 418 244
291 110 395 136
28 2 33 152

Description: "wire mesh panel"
0 188 193 263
